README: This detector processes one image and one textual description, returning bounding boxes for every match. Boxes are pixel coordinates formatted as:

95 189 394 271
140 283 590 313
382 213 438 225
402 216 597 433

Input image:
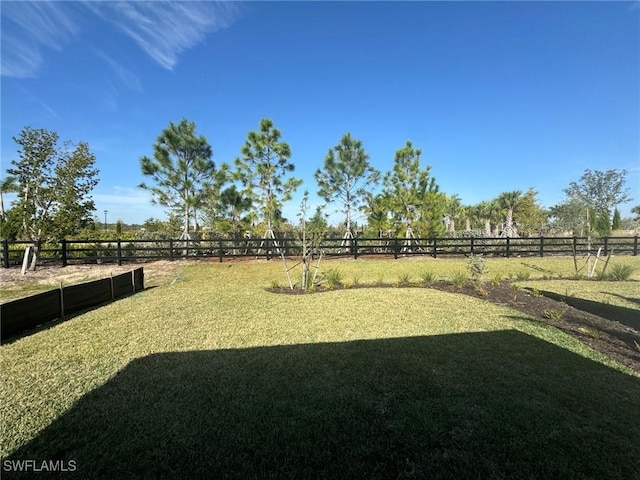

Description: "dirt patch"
269 281 640 374
0 260 189 302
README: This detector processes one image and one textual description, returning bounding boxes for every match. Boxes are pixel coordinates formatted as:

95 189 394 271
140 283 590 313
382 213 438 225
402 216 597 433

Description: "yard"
1 256 639 479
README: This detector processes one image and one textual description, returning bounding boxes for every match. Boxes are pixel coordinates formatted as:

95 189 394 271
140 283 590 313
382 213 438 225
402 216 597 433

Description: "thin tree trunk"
483 219 491 237
29 241 40 271
505 208 514 237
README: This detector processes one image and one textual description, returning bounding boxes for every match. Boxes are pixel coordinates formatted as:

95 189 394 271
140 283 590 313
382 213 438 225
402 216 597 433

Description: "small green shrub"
352 275 361 287
325 269 343 289
398 272 412 285
515 270 530 281
451 271 467 288
490 273 502 286
530 287 542 298
270 280 281 289
543 309 564 320
474 284 488 297
578 327 603 339
420 271 437 285
606 263 636 281
467 254 488 284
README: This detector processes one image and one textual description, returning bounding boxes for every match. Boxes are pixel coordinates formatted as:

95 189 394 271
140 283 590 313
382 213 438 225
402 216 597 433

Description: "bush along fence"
0 267 144 340
1 236 638 268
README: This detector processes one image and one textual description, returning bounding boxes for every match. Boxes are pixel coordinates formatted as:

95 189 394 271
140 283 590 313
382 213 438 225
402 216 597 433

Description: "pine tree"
315 133 379 236
235 118 301 234
139 118 218 239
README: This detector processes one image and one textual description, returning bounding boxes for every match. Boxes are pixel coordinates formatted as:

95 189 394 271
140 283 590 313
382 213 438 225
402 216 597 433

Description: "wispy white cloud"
91 48 143 93
1 1 241 78
1 1 79 78
90 1 241 70
17 86 64 122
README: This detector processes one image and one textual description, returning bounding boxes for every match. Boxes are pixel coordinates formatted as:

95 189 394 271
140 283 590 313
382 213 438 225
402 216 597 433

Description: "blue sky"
2 1 639 226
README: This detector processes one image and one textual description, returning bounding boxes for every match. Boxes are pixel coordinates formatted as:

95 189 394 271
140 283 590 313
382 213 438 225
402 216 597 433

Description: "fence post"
539 237 544 257
353 237 358 259
506 237 510 258
393 237 399 260
218 239 224 263
634 236 638 256
432 238 437 258
573 236 577 256
3 239 9 268
470 237 475 255
61 239 67 267
59 281 65 318
117 240 122 266
169 240 174 261
603 237 609 256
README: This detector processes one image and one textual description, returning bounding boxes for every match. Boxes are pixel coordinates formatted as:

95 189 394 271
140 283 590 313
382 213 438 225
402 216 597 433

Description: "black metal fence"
1 236 638 268
0 268 144 339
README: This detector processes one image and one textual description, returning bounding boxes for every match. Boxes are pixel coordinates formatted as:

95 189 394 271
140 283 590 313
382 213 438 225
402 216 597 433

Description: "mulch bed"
269 281 640 374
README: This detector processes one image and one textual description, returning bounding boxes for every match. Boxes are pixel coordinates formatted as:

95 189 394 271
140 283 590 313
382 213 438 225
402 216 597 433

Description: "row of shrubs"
277 256 637 292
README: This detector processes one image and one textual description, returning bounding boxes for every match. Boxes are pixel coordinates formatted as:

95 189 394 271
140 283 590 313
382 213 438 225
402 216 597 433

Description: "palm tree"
444 194 463 233
476 200 499 237
497 190 523 237
0 176 18 220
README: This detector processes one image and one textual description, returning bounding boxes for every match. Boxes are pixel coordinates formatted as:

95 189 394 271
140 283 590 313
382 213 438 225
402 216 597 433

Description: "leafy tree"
632 205 640 221
307 206 329 242
513 188 547 237
235 118 302 233
548 198 590 235
611 208 622 231
419 190 448 237
315 133 380 235
0 207 21 240
214 185 254 237
564 169 632 219
364 193 392 237
497 190 523 237
382 141 440 236
594 209 611 237
139 118 218 239
6 126 99 269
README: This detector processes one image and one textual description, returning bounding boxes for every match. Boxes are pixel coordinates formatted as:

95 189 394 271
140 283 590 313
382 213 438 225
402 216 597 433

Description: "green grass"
519 279 640 331
2 258 640 479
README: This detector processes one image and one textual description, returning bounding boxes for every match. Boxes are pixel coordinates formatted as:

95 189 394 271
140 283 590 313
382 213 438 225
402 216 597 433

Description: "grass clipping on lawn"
1 258 640 479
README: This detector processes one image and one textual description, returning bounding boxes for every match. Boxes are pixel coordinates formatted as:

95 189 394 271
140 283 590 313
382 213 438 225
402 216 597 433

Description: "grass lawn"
1 257 640 479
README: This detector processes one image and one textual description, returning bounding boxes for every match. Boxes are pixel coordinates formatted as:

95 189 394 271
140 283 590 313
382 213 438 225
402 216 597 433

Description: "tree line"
2 119 638 268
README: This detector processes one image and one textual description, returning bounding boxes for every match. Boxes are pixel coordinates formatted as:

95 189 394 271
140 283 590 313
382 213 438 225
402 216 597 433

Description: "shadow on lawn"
536 290 640 331
5 331 640 479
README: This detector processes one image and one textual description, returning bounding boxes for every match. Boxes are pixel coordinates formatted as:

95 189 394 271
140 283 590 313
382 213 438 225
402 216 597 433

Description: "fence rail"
0 268 144 340
1 236 638 268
